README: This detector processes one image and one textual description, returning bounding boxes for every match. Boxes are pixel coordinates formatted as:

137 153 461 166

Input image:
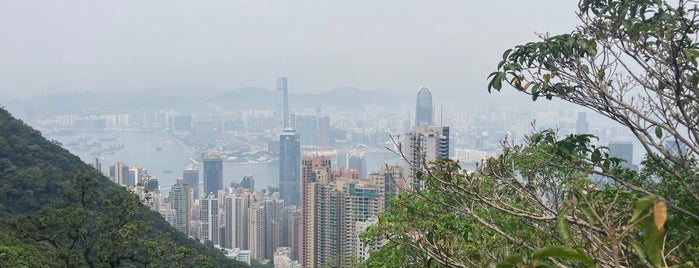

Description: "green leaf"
655 126 662 139
556 208 571 243
629 195 658 225
495 254 523 268
642 217 664 267
591 149 601 163
531 246 594 267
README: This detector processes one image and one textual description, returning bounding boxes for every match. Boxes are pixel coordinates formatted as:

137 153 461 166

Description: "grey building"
279 128 301 206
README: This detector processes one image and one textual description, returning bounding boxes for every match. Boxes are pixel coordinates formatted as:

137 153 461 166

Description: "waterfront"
47 130 403 193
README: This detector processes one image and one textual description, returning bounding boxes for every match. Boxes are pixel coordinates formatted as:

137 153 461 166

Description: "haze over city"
0 0 577 101
4 0 694 267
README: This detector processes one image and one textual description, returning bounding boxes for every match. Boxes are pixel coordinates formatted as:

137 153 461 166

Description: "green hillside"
0 106 247 267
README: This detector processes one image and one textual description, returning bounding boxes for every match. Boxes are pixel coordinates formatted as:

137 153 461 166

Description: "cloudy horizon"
0 1 579 101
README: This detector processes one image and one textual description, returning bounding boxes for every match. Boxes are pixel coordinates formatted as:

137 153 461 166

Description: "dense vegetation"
0 107 246 267
364 0 699 267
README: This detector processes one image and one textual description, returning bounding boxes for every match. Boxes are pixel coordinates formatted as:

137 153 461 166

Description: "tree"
366 1 699 265
488 0 699 222
365 130 685 267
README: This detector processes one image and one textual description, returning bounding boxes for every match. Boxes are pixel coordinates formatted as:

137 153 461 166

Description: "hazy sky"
0 1 579 101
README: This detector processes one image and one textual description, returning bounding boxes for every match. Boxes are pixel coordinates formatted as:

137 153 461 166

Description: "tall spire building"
415 85 434 126
277 77 290 128
279 128 301 206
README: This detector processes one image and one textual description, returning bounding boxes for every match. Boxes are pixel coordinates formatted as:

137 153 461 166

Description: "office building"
169 179 192 235
183 166 200 200
277 77 290 128
609 141 635 170
280 128 301 206
221 189 236 250
109 162 129 186
317 116 330 148
201 194 219 245
203 152 223 197
249 202 266 262
295 114 318 150
415 85 434 126
405 125 450 189
576 112 589 134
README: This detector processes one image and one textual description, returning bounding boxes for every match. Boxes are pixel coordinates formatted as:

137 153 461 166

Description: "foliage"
0 107 247 267
487 0 699 223
367 1 699 267
364 130 696 267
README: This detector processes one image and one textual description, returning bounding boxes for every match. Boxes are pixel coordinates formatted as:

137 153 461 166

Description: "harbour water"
48 130 403 193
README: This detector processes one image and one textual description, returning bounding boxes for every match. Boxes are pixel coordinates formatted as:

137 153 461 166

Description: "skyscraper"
295 114 318 150
201 194 219 245
415 85 434 126
170 179 192 235
576 112 589 134
203 152 223 197
277 77 290 128
280 128 301 206
183 165 199 200
301 156 332 268
109 162 129 186
405 125 450 189
609 141 635 170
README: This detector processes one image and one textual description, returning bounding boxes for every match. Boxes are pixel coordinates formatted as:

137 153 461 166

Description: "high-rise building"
221 188 237 250
265 198 285 260
609 141 635 170
347 153 367 179
277 77 290 128
203 152 223 197
170 179 192 235
183 166 200 200
576 112 589 134
317 116 330 148
91 157 102 173
280 128 301 206
128 166 146 186
287 211 302 261
248 202 266 262
415 85 434 126
295 114 318 150
405 125 450 189
201 194 219 245
109 162 129 186
300 160 385 268
301 156 332 268
235 190 252 250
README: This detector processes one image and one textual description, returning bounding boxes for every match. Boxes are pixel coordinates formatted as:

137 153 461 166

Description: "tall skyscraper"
248 202 266 262
203 152 223 197
301 156 332 268
280 128 301 206
183 166 200 200
576 112 589 134
264 198 285 260
405 125 450 189
415 85 434 126
609 141 635 170
277 77 290 128
109 162 129 186
317 116 330 148
295 114 318 150
222 190 236 250
201 194 219 246
170 179 192 235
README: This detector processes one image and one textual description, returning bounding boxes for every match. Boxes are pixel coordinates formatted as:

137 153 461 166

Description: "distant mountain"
0 107 246 267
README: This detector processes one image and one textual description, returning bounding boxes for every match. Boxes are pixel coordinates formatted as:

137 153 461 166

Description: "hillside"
0 106 246 267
